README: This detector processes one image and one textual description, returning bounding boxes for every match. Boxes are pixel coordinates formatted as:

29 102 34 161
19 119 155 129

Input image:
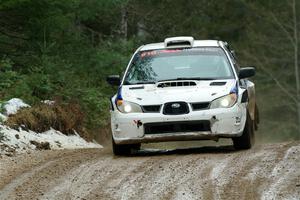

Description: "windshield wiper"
124 78 215 85
135 81 156 85
158 77 216 82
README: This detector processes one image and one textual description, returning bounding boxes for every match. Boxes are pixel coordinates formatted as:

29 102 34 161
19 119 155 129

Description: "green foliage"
0 58 20 93
0 0 299 141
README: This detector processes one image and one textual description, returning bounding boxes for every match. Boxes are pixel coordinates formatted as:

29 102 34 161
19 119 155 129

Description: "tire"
112 137 140 156
232 112 255 150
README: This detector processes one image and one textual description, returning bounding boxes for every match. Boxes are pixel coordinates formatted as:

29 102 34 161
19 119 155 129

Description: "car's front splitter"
113 131 243 144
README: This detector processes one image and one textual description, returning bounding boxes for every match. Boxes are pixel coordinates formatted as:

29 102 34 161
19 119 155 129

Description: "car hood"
120 79 237 105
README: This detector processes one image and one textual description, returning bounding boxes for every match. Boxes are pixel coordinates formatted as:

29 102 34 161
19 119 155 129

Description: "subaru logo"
171 103 181 108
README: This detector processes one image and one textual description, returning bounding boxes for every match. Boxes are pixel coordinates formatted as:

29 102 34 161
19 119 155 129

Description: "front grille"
191 102 210 110
163 102 189 115
142 105 161 113
144 120 211 134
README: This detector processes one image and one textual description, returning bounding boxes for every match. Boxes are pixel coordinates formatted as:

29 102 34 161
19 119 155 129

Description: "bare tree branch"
269 11 295 46
242 50 298 105
241 1 294 45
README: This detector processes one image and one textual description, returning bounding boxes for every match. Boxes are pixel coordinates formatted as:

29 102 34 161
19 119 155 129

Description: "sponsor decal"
141 51 158 57
140 48 220 58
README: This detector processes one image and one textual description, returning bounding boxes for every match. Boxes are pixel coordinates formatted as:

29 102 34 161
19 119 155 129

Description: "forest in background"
0 0 299 142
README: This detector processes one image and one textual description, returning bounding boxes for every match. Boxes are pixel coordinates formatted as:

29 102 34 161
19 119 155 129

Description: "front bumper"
111 103 247 144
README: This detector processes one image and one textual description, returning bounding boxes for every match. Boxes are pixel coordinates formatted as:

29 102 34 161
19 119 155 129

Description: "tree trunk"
292 0 300 132
121 5 128 39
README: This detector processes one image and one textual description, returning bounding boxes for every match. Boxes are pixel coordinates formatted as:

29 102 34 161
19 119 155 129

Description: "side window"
231 53 240 73
224 42 247 86
224 43 240 73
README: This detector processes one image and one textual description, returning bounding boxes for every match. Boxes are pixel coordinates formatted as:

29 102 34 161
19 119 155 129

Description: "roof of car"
140 40 221 51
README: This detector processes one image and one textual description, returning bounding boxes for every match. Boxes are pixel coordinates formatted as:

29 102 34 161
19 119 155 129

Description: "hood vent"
157 81 196 88
210 81 227 86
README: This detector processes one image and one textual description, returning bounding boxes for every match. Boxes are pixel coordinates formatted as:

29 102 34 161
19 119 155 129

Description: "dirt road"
0 141 299 200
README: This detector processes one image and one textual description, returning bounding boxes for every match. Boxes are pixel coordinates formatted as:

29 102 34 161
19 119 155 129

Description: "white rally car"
107 37 259 155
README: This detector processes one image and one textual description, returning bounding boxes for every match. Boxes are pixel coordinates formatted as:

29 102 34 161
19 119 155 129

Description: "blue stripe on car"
230 81 238 95
115 86 123 105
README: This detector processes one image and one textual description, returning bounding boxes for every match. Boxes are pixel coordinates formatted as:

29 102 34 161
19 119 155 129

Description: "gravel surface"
0 141 299 200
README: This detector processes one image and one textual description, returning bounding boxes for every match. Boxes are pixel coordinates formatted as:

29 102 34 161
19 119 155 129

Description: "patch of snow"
0 113 7 121
3 98 30 116
41 100 55 105
0 125 102 155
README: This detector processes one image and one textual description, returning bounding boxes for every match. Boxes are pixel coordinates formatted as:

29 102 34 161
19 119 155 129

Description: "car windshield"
123 47 234 85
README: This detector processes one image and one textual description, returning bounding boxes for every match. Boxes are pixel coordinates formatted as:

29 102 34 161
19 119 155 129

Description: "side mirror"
239 67 256 79
106 75 121 86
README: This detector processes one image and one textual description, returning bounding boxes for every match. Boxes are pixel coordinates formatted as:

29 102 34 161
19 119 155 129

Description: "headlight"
116 100 143 113
210 93 237 109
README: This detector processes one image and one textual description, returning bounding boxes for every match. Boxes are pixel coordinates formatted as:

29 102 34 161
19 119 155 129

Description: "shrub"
5 102 93 141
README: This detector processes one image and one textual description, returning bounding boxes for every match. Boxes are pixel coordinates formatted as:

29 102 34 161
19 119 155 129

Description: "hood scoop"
157 81 196 88
210 81 227 86
129 86 144 90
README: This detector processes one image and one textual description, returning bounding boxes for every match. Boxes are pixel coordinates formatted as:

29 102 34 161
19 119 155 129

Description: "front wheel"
232 112 255 150
112 137 140 156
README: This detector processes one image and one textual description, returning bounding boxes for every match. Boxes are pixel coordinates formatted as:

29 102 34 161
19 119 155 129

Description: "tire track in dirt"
0 142 299 200
0 159 58 200
0 149 102 200
261 145 300 200
0 150 74 189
